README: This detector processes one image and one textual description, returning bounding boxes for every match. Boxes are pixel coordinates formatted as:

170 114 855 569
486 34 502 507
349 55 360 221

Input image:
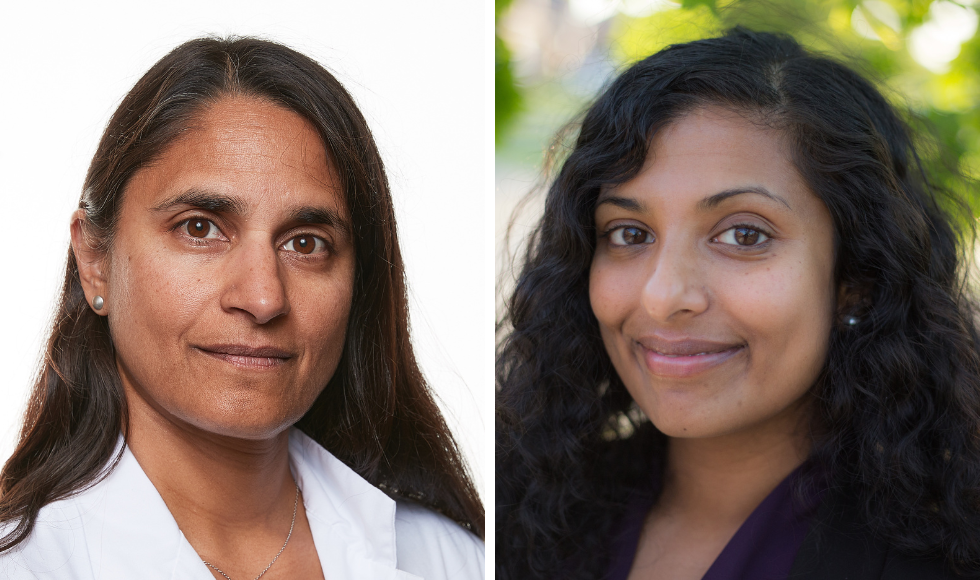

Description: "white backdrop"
0 1 487 496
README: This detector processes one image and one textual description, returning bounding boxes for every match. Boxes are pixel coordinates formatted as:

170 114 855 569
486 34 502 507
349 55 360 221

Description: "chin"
173 397 308 441
188 414 297 441
639 390 745 439
649 415 723 439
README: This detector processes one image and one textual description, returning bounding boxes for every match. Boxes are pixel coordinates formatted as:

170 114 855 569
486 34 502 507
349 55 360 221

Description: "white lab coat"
0 429 484 579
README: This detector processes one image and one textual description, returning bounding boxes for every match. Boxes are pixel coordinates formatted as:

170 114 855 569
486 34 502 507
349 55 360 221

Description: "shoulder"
791 490 964 580
793 524 959 580
0 442 197 580
394 500 484 580
289 430 484 579
0 489 99 580
881 550 963 580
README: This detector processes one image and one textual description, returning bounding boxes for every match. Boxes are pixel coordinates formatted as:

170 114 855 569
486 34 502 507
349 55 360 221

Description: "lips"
194 344 294 369
636 335 744 378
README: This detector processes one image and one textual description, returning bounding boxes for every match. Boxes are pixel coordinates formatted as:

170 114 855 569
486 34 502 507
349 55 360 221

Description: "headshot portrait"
497 1 980 579
0 2 486 579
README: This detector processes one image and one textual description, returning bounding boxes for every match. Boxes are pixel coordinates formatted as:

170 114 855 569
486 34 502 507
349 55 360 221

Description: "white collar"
70 429 421 580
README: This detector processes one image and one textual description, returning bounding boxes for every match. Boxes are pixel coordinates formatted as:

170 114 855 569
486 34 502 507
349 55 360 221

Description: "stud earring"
843 315 859 326
93 296 104 311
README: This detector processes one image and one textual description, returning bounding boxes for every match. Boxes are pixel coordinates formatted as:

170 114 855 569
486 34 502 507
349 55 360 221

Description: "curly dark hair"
496 28 980 578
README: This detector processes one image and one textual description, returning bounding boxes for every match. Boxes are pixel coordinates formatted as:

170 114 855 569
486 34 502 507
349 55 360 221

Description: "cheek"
104 243 223 420
720 257 834 396
107 245 213 359
293 271 354 370
590 259 632 363
589 257 639 332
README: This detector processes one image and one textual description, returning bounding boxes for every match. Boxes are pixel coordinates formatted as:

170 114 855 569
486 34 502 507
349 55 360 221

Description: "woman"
496 28 980 579
0 37 484 579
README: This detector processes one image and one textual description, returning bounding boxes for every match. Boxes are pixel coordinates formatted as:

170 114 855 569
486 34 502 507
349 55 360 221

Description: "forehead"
605 107 809 208
126 96 343 215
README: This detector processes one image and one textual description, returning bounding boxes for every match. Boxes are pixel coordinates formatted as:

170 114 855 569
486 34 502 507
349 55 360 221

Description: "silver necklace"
202 482 300 580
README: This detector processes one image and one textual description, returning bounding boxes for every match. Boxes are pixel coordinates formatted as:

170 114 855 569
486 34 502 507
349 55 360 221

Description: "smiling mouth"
636 337 744 378
195 344 293 369
652 349 733 357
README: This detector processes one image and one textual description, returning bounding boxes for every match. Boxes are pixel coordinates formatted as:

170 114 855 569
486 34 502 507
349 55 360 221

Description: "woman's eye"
608 226 654 246
183 218 221 239
715 226 769 247
282 235 326 255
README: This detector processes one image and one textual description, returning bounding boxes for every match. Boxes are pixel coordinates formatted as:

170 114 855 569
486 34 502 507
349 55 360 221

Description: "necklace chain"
202 481 300 580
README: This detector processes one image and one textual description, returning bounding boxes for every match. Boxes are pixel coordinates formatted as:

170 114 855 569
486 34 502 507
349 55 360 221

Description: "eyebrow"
595 195 645 212
152 189 249 215
595 186 791 213
697 186 792 211
288 206 351 237
152 188 351 236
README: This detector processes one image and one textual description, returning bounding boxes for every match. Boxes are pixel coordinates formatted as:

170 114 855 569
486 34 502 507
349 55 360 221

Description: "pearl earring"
843 315 859 326
93 296 104 311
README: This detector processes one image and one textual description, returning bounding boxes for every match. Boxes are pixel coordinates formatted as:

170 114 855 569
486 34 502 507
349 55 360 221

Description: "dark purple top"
607 466 822 580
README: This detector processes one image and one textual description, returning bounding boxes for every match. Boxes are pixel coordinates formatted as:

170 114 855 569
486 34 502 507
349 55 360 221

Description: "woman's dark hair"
497 28 980 578
0 36 483 550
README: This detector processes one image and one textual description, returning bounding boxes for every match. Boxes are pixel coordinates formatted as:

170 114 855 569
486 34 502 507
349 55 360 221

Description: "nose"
219 238 290 324
640 239 709 322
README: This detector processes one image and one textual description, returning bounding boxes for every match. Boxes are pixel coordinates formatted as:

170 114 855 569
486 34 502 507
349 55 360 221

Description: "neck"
657 400 810 525
122 378 296 538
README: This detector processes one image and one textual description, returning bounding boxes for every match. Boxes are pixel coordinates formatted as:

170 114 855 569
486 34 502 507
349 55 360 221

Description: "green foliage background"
496 0 980 194
496 0 521 144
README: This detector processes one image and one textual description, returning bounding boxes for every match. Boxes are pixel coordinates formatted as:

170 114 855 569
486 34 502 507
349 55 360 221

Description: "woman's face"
589 107 836 440
92 96 355 440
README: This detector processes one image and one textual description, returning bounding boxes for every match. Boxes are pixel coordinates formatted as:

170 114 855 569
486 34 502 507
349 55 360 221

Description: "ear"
70 209 109 316
836 278 871 324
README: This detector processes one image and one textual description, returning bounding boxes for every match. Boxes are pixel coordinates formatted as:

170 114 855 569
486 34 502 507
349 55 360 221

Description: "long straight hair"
0 36 483 550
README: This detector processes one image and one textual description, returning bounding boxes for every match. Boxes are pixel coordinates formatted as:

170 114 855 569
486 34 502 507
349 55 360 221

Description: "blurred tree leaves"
680 0 718 11
496 0 521 144
496 0 980 191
